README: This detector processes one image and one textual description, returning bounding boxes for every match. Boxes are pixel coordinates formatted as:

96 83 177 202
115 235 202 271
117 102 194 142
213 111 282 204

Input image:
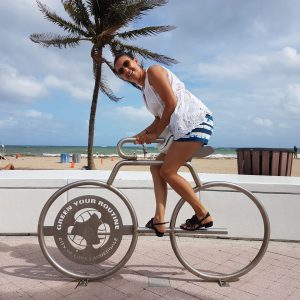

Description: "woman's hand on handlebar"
135 132 159 144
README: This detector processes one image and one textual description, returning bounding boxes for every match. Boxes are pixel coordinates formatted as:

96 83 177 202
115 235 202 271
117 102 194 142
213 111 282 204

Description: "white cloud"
278 123 290 129
252 117 273 128
0 109 55 141
0 108 61 144
1 109 54 123
196 47 300 81
115 106 152 122
22 109 53 120
45 75 92 101
0 116 16 129
0 63 47 101
280 84 300 113
281 46 298 60
252 20 268 36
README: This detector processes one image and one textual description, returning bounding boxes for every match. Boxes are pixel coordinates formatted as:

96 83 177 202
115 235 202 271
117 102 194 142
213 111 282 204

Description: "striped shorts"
174 114 214 145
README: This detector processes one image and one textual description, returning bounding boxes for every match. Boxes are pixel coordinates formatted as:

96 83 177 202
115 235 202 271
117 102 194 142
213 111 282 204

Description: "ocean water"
1 145 237 158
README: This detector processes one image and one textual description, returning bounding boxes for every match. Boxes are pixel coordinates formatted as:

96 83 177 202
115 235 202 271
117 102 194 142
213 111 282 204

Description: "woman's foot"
180 212 213 231
145 218 168 237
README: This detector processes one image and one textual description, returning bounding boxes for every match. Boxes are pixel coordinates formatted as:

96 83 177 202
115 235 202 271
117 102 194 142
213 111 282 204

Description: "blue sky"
0 0 300 147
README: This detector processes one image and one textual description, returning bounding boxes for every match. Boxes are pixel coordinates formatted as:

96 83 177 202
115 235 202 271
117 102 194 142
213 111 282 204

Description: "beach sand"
1 156 300 176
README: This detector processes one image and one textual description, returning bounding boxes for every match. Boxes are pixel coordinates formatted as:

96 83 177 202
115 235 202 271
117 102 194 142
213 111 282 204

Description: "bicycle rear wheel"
170 181 270 281
38 180 138 280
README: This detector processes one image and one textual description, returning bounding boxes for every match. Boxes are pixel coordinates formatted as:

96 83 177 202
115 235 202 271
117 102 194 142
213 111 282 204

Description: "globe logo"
67 208 110 251
54 195 123 265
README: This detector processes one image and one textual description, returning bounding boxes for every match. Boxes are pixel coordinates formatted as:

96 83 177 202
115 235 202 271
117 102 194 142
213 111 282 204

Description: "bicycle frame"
107 137 203 189
37 137 269 282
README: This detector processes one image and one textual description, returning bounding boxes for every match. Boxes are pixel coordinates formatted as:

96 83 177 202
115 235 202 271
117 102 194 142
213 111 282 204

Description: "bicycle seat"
188 146 214 161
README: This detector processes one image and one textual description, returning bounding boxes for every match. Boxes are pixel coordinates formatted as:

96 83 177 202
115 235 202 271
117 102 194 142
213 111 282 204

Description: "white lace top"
142 67 212 140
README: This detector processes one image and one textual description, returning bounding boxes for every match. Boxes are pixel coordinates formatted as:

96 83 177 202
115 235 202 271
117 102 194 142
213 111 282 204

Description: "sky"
0 0 300 148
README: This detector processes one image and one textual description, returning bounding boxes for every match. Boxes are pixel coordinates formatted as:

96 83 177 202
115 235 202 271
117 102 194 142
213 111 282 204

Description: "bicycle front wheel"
170 181 270 281
38 180 138 280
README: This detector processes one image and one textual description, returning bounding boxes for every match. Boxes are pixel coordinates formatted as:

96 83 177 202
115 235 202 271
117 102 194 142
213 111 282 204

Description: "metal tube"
107 160 202 188
136 227 228 235
117 137 165 160
169 181 270 281
183 162 202 188
107 160 164 185
42 226 228 236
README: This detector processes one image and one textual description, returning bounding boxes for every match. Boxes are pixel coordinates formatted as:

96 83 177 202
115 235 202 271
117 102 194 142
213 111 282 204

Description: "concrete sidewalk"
0 236 299 300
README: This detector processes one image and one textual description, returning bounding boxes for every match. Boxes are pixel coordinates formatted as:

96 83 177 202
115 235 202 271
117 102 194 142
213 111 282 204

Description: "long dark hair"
114 52 143 90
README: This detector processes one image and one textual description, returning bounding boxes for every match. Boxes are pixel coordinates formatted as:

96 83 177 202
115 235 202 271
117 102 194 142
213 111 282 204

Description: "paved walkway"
0 236 299 299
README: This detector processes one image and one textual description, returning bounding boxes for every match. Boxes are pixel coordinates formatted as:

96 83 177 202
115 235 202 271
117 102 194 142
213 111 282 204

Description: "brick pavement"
0 236 299 299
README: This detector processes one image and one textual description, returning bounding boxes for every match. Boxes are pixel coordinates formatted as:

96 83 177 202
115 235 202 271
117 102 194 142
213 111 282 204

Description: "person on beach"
0 163 15 170
94 51 214 236
294 146 298 159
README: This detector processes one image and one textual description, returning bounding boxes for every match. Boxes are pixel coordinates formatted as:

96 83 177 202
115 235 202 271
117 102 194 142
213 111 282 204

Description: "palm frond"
86 0 119 18
106 0 169 28
133 0 169 14
85 0 120 30
85 1 171 44
85 0 100 28
91 54 127 101
37 0 88 37
30 33 82 48
61 0 95 35
102 58 117 75
95 1 157 34
93 56 121 100
99 77 122 102
116 25 175 40
111 41 178 65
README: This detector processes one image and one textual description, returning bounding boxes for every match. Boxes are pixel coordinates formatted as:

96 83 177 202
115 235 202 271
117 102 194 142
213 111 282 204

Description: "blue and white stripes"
175 114 214 145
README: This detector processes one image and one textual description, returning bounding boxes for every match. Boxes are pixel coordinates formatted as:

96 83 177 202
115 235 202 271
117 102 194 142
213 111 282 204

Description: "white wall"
0 170 299 241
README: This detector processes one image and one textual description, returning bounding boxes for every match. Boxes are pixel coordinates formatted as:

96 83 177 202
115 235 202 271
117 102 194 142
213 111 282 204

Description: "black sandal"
180 212 213 231
145 218 169 237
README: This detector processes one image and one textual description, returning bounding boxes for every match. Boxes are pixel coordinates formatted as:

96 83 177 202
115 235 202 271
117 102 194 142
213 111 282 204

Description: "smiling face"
114 55 145 86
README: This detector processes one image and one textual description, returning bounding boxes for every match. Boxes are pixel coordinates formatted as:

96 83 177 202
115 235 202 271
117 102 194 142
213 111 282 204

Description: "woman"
110 52 214 236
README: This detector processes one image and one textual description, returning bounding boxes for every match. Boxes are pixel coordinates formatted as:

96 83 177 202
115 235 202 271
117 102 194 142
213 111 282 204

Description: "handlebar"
117 137 165 160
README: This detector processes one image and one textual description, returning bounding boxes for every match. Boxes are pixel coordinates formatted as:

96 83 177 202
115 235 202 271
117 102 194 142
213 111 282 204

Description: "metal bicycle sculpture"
38 137 270 282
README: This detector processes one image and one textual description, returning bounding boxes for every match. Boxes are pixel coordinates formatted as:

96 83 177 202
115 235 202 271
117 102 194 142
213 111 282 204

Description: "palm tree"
30 0 177 169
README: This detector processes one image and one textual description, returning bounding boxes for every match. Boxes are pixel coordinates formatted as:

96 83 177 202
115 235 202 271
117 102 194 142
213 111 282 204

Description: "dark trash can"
236 148 294 176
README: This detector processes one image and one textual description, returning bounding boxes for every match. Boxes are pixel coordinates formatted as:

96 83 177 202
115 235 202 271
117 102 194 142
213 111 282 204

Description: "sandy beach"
1 155 300 176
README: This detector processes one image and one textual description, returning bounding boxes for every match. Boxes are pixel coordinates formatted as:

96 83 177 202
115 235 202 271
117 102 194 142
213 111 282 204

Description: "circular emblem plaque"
53 195 123 265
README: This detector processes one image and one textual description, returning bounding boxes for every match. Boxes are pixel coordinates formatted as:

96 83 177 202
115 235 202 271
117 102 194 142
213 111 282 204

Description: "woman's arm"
133 117 160 138
138 65 177 144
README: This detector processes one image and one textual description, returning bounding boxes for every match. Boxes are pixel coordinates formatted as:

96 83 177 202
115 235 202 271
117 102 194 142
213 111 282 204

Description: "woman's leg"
160 141 212 227
3 163 14 170
149 153 168 233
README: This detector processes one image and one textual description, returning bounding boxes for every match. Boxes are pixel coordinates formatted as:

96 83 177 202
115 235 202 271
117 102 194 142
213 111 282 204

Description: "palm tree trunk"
87 48 102 170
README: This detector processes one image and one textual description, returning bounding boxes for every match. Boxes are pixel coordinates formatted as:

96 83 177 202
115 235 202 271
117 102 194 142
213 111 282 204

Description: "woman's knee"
150 164 161 176
159 165 175 182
